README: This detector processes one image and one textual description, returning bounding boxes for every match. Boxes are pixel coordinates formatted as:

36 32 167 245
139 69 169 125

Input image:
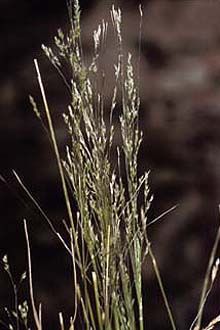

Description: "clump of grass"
30 0 220 327
2 1 220 329
37 2 152 328
31 1 172 329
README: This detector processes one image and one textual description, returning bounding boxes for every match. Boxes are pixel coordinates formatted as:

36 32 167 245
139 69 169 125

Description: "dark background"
1 0 220 329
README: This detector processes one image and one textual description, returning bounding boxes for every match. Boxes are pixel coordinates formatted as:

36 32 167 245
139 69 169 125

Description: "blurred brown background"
1 0 220 329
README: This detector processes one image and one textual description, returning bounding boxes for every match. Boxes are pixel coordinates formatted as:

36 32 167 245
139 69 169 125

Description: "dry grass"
1 1 220 329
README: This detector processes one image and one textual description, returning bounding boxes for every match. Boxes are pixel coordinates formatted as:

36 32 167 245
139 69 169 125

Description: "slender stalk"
92 272 103 330
23 219 42 330
104 225 111 327
148 244 177 330
70 231 78 324
34 59 74 232
196 220 220 329
13 284 19 330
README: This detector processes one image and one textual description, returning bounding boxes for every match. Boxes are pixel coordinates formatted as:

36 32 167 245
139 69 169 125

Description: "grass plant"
1 1 220 329
30 1 174 328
